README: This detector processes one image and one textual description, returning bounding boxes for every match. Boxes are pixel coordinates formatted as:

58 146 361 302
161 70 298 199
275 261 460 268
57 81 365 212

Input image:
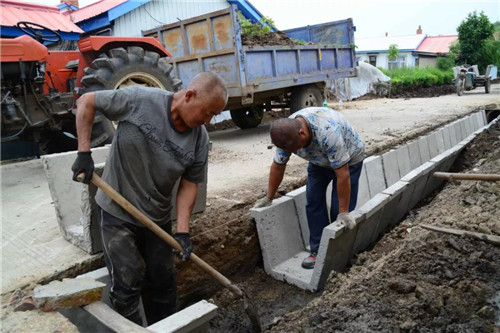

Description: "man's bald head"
270 118 302 151
187 72 228 105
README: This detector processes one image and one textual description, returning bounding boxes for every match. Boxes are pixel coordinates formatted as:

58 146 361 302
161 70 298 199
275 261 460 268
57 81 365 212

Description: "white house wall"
113 0 229 37
356 52 417 69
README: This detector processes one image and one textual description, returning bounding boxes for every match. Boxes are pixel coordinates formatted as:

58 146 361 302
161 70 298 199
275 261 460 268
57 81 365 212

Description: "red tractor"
1 22 180 160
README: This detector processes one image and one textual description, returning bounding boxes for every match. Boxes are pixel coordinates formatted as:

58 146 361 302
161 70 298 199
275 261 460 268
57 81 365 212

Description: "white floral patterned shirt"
274 107 365 169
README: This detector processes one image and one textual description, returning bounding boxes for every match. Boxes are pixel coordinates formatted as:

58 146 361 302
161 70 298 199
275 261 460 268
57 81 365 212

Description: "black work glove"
71 151 94 184
174 232 193 261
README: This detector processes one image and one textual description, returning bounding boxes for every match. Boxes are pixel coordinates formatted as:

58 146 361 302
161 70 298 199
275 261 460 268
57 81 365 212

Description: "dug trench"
168 118 500 332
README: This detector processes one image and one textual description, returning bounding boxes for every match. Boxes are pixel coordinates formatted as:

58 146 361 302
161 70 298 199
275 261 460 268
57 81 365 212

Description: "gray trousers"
99 208 176 326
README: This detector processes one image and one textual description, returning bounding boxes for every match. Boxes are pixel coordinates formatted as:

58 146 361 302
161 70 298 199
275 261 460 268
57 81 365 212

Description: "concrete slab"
426 132 439 160
41 147 110 254
459 119 468 141
250 196 303 272
286 186 309 249
381 149 400 187
380 181 408 231
442 125 452 150
353 193 390 254
272 252 315 291
396 144 411 178
435 130 446 155
147 300 218 333
448 123 458 146
464 115 472 135
355 166 371 208
312 218 359 290
363 155 386 198
401 162 435 211
407 140 422 170
417 136 431 163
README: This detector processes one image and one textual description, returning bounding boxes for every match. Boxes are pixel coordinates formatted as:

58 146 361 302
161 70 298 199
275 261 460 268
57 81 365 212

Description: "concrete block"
448 123 458 146
435 130 446 155
442 125 452 150
459 119 467 141
250 196 303 272
426 132 439 159
34 277 105 311
480 109 488 126
41 147 110 254
272 252 315 291
396 144 411 178
407 140 422 170
381 149 400 187
286 186 309 249
147 300 217 333
472 112 482 130
418 136 431 163
401 162 435 211
363 156 386 198
423 145 464 198
353 193 390 254
355 167 371 208
464 115 473 135
313 217 359 290
380 181 408 231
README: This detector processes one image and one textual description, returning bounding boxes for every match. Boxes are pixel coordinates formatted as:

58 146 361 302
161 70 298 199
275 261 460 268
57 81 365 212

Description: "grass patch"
380 67 454 95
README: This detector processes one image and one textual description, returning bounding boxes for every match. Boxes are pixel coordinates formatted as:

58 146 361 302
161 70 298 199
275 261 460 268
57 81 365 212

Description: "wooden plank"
421 224 500 246
83 301 152 333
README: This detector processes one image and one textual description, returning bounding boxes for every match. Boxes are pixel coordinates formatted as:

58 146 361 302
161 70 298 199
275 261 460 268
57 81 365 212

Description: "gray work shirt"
94 86 209 226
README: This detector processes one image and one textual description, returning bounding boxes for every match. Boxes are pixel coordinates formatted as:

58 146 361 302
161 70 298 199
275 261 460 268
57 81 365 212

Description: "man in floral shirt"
255 107 365 269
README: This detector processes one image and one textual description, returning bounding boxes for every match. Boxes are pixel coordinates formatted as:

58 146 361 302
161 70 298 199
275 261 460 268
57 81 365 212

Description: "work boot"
301 253 317 269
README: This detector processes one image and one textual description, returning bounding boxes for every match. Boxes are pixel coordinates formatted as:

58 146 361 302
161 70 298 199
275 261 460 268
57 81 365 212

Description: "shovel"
77 172 262 332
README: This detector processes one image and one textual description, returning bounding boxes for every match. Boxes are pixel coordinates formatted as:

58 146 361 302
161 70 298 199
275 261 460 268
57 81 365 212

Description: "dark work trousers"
99 208 176 326
306 161 363 254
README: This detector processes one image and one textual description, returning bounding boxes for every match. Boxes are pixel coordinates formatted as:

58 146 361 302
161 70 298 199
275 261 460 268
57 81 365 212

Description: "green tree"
388 44 399 71
456 11 499 71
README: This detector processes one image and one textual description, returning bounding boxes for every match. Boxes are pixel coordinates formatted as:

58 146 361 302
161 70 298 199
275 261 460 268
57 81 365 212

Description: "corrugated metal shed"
1 0 83 33
112 0 229 37
356 34 426 53
65 0 129 23
417 35 458 54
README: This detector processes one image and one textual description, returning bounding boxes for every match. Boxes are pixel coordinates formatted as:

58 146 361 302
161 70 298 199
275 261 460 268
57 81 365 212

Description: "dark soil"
242 31 301 47
204 122 500 332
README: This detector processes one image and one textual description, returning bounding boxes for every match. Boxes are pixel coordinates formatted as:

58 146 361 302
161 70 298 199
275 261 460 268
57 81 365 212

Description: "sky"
17 0 500 38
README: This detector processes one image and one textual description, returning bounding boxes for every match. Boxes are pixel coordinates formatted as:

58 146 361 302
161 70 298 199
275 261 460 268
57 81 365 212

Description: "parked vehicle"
454 64 492 96
142 5 357 129
1 22 180 160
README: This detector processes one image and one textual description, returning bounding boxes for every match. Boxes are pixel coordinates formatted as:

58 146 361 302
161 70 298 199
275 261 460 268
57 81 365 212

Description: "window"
369 55 376 66
388 56 406 69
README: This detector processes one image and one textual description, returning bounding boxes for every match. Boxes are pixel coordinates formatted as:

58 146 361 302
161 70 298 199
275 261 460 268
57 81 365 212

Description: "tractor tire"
485 79 491 94
290 84 323 113
230 105 264 129
80 46 182 147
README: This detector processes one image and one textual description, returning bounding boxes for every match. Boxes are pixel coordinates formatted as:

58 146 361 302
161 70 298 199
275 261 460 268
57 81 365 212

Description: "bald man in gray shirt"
72 72 227 326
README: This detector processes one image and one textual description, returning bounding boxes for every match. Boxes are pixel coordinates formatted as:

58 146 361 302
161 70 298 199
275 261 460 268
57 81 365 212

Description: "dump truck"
142 5 357 129
1 22 180 160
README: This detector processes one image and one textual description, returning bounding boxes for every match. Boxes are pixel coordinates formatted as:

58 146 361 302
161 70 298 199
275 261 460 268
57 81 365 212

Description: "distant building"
415 35 458 67
355 26 458 69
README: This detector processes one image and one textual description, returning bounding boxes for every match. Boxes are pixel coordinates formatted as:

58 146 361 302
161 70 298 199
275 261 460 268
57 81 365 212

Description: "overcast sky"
18 0 500 38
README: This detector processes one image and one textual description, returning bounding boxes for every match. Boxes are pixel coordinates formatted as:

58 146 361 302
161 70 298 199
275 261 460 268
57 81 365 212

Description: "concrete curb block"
251 111 489 292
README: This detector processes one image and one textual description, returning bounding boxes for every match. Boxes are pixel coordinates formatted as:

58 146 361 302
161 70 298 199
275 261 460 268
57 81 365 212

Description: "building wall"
418 56 437 68
113 0 229 37
357 51 418 69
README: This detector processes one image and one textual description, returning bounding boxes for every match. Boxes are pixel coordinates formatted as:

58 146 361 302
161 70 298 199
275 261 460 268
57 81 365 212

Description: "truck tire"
230 106 264 129
290 85 323 112
80 46 182 147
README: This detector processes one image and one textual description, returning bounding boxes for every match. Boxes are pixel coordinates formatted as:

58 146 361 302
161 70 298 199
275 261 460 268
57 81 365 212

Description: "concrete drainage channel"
250 110 492 292
41 111 494 332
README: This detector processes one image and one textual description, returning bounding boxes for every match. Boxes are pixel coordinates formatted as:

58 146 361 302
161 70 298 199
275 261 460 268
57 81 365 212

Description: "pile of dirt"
242 31 300 47
206 121 500 332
